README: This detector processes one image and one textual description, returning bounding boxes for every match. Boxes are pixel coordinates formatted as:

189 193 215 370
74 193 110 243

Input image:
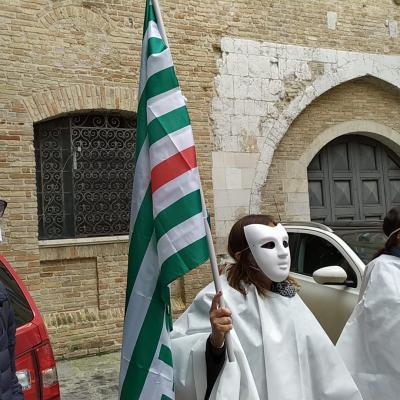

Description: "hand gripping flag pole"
200 189 236 362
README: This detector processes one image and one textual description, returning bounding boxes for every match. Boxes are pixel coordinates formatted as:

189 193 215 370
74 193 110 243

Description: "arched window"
34 112 136 239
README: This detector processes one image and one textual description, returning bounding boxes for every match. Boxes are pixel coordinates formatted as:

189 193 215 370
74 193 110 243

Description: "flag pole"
151 0 169 47
152 0 235 364
200 189 235 363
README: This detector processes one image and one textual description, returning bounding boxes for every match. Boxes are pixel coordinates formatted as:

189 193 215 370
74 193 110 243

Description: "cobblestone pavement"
57 352 120 400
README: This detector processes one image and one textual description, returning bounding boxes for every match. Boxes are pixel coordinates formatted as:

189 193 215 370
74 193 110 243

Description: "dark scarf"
270 280 296 298
384 246 400 259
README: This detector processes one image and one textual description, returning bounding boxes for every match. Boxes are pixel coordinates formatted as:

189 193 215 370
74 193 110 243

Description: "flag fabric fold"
119 0 209 398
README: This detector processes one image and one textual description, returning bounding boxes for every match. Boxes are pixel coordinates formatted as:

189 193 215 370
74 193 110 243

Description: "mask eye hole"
283 240 289 248
261 241 275 249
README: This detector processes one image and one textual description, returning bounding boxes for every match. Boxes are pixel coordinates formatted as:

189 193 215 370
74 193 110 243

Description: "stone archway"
21 84 136 123
250 70 400 214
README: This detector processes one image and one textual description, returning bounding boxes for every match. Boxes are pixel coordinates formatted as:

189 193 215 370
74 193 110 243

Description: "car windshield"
335 229 386 265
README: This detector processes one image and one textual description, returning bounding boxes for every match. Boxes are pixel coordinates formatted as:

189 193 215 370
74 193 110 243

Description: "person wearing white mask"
337 206 400 400
171 214 362 400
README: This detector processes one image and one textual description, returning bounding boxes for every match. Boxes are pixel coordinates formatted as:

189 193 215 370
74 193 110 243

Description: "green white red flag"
119 0 209 398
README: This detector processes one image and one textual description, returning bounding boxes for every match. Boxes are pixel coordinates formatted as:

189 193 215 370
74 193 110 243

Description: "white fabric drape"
172 275 362 400
337 254 400 400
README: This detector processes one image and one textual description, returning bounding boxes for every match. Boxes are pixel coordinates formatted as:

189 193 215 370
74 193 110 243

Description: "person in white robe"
337 206 400 400
171 214 362 400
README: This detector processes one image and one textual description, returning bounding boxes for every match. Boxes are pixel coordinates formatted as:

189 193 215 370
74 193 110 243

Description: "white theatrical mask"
244 223 290 282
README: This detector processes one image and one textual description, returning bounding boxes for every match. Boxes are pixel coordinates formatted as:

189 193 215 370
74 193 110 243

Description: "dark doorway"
308 135 400 223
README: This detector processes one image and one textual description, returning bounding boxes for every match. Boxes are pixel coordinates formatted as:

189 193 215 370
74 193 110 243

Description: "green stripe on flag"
161 395 173 400
154 190 202 240
121 282 166 399
136 67 180 156
159 236 209 286
148 106 190 146
125 187 153 308
146 66 179 99
159 344 173 367
147 37 167 57
135 99 147 160
148 3 157 24
143 2 157 37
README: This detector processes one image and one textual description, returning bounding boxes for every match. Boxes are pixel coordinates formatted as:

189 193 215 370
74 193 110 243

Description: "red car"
0 255 60 399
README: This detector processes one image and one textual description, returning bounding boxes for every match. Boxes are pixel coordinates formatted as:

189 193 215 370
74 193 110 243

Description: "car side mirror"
313 266 350 286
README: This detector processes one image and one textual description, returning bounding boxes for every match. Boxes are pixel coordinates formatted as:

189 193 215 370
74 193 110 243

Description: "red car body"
0 255 60 400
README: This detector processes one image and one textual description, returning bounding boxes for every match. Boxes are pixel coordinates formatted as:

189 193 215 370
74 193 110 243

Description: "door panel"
292 274 358 343
309 135 400 223
290 232 359 343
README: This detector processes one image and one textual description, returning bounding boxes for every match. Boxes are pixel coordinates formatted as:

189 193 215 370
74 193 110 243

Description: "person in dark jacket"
0 198 23 399
0 282 23 400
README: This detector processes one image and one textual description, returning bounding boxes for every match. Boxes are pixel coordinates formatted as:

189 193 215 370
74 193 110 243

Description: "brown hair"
226 214 298 296
373 207 400 259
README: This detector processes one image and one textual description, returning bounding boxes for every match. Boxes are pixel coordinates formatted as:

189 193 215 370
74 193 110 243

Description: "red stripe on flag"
151 146 197 193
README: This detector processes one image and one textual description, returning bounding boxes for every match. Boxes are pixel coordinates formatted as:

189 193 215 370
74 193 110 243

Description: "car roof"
283 221 333 232
283 220 383 233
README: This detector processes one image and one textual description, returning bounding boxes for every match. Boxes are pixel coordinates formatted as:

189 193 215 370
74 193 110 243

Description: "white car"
284 222 386 343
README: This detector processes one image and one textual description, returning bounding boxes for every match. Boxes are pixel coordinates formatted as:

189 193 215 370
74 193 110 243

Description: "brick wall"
38 238 129 357
0 0 399 358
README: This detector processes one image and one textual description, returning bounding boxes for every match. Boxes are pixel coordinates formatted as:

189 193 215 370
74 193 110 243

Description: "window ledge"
39 235 129 248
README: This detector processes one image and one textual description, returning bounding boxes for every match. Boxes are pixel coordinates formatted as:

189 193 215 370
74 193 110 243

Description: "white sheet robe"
171 276 362 400
337 254 400 400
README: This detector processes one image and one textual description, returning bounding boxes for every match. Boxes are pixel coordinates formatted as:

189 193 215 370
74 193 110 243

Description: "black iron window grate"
34 113 136 240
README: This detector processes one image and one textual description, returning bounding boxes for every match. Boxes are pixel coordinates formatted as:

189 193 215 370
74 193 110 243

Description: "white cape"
337 254 400 400
171 276 362 400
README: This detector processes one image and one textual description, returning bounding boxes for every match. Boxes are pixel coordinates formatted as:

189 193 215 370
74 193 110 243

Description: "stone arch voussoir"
38 4 112 34
22 84 137 124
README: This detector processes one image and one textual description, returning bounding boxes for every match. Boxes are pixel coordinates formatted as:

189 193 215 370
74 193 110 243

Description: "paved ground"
57 352 120 399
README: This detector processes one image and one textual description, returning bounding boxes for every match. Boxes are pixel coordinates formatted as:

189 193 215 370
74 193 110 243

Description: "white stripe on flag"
150 126 194 169
157 212 206 266
152 168 201 217
147 87 185 124
147 20 162 40
130 136 151 232
139 316 174 400
146 21 173 80
139 21 163 96
147 48 174 81
119 233 159 389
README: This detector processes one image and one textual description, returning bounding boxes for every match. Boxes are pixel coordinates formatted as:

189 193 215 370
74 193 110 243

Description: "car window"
336 230 386 264
0 260 33 327
292 233 357 284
